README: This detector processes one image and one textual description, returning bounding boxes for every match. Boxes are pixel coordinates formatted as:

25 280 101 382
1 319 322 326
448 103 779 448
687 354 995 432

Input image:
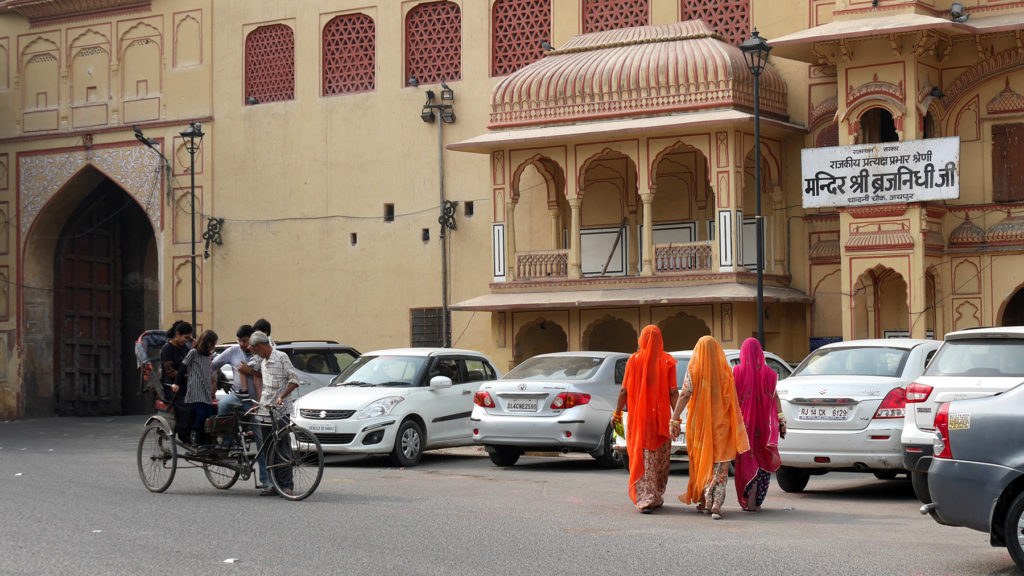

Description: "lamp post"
420 82 456 347
741 29 772 347
180 122 204 330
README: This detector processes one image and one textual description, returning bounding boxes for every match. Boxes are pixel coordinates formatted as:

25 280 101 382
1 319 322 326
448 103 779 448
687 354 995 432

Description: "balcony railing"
516 250 568 280
654 241 713 273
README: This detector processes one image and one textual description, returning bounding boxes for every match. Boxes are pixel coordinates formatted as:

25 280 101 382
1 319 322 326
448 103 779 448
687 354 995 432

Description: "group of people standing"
158 318 301 496
613 327 787 518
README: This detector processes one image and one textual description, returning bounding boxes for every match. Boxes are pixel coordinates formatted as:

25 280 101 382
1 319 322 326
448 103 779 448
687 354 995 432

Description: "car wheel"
911 470 932 504
592 425 624 469
873 471 899 481
487 446 521 467
389 419 424 467
1005 491 1024 571
776 466 811 493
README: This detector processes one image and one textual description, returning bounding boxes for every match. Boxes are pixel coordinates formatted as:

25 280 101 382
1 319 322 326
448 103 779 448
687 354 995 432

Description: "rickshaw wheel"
137 424 177 493
203 460 240 489
268 426 324 501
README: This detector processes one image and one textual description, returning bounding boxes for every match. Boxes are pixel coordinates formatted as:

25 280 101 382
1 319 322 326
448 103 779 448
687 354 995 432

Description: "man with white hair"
249 330 298 496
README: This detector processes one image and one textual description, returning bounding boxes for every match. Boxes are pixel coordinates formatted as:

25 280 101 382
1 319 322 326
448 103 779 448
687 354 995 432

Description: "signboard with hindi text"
802 137 960 208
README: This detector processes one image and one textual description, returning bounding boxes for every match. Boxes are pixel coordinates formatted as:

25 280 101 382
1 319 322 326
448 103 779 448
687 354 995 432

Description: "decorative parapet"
986 213 1024 245
654 241 712 273
845 221 914 252
516 250 568 280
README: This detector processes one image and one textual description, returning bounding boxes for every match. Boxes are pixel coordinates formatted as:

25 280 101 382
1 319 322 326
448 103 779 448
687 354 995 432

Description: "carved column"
639 190 655 276
505 199 517 281
568 196 582 279
549 205 561 249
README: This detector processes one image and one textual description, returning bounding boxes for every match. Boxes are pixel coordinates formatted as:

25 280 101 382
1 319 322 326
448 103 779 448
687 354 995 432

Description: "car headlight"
356 396 404 420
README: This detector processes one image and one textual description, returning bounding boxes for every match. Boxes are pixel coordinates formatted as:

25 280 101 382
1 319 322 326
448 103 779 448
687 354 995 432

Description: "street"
0 416 1018 576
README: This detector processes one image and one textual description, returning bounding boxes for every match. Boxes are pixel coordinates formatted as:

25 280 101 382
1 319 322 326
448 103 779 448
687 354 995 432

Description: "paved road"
0 416 1018 576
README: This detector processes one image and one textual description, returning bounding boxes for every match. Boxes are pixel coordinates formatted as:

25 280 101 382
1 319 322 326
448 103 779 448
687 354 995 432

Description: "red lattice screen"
492 0 551 77
245 24 295 103
681 0 749 46
406 1 461 85
323 13 376 95
582 0 648 34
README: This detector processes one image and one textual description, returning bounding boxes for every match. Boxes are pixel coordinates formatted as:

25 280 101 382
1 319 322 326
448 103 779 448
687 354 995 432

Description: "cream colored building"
0 0 1022 419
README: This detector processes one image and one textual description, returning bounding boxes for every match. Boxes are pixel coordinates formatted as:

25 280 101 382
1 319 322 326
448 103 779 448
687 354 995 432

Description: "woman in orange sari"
612 325 678 513
669 335 749 519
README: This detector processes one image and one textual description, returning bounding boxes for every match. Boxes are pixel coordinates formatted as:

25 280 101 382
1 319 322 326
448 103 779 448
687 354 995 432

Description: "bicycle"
136 403 325 501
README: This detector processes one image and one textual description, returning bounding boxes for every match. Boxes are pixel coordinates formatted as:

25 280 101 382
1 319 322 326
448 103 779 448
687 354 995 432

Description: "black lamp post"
741 29 772 347
180 122 204 331
420 81 456 347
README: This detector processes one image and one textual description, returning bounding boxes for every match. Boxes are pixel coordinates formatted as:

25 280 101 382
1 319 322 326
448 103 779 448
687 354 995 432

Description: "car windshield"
504 356 603 380
329 355 427 387
673 357 691 387
924 338 1024 377
793 346 909 378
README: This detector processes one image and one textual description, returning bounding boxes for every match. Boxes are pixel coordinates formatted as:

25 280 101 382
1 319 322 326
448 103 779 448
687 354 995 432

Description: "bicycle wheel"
268 426 324 501
137 424 177 493
203 459 240 489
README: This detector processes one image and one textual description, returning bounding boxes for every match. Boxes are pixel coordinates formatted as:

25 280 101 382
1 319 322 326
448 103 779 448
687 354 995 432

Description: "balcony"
516 250 568 280
654 241 713 273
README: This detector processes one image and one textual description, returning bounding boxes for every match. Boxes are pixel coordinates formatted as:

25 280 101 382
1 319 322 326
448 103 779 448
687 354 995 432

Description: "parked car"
612 348 793 468
214 340 360 399
902 326 1024 503
471 352 630 468
776 338 942 492
293 348 501 466
921 381 1024 572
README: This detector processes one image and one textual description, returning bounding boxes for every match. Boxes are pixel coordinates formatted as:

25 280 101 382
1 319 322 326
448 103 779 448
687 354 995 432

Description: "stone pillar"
568 196 582 279
505 199 517 281
549 206 561 249
626 206 639 276
639 190 654 276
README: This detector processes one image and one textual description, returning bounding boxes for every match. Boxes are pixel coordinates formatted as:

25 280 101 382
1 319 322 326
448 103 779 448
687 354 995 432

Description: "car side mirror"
429 375 453 390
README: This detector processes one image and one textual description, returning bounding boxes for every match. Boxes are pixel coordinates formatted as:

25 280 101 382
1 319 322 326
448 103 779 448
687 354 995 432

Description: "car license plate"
796 406 849 421
506 399 538 412
306 423 335 433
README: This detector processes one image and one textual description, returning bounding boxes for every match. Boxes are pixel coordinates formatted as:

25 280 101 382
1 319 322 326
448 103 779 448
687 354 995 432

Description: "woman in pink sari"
732 338 787 511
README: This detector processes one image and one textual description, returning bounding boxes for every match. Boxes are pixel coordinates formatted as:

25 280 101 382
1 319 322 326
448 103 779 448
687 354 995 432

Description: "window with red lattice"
681 0 749 46
245 24 295 104
406 1 461 86
582 0 648 34
323 13 376 96
492 0 551 77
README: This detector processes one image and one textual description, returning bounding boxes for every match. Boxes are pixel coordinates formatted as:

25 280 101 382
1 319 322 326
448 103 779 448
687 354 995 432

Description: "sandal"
711 505 722 520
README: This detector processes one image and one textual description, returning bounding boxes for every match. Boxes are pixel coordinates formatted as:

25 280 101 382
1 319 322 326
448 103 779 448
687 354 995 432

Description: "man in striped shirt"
250 330 297 496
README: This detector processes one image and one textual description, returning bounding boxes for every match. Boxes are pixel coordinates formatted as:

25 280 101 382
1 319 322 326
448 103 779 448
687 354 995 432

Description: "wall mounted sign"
802 137 960 208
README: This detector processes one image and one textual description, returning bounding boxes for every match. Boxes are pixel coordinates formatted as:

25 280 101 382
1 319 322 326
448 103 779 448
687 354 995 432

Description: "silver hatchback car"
471 351 629 468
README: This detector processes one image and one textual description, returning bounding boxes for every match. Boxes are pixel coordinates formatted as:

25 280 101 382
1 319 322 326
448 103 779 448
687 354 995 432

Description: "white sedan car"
292 348 501 466
613 348 793 467
776 339 941 492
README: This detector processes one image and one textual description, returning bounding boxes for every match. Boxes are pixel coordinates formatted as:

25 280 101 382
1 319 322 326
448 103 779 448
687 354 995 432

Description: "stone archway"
658 311 710 352
21 149 162 417
1000 285 1024 326
853 265 908 339
582 315 638 353
513 317 568 365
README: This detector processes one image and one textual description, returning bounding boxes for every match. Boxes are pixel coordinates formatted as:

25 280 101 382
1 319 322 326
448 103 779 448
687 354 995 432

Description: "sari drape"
681 336 749 505
733 338 781 509
623 326 677 505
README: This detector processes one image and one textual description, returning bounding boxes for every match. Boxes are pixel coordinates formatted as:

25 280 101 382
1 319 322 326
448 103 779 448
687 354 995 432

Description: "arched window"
859 108 898 144
492 0 551 77
245 24 294 104
923 108 939 139
581 0 649 34
323 13 376 96
405 1 461 86
680 0 749 46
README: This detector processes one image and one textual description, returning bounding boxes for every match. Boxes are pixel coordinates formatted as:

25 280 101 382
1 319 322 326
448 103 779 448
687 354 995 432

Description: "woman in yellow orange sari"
612 325 678 513
669 335 749 519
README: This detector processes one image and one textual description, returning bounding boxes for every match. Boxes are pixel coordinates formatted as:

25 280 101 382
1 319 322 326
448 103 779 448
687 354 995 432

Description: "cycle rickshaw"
137 399 325 501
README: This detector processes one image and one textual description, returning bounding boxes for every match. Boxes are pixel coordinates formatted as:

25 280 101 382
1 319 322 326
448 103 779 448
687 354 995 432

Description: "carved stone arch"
657 311 709 352
119 21 163 49
954 300 981 331
648 140 710 190
581 314 638 353
577 147 637 197
174 13 202 68
20 36 59 67
953 259 981 294
69 29 110 52
942 48 1024 113
512 317 568 365
510 154 564 203
997 279 1024 326
949 95 980 143
742 141 781 188
842 97 906 125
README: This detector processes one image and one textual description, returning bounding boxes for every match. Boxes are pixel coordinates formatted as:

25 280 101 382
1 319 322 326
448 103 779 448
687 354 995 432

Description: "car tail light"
474 391 494 408
550 392 590 410
934 402 952 459
873 387 906 419
906 382 933 403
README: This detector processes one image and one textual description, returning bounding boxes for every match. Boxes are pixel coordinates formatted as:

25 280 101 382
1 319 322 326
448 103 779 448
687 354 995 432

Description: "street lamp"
420 82 456 347
180 122 204 330
741 29 772 347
